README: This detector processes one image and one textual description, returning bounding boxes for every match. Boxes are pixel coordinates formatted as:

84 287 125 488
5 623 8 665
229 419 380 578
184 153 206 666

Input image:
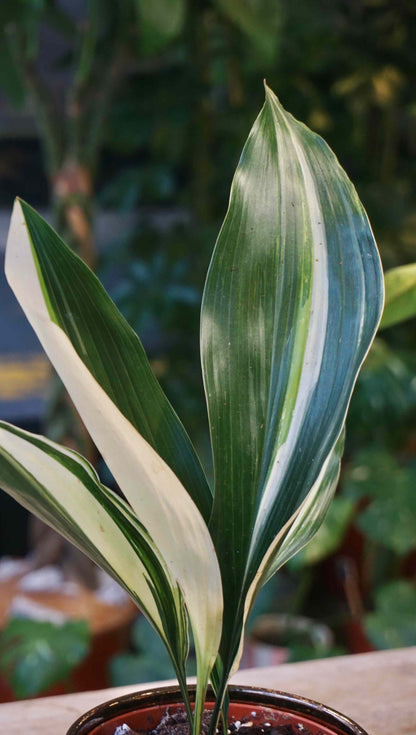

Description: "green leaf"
0 419 195 710
110 617 177 686
5 200 223 731
110 652 176 687
343 448 403 502
201 85 383 679
359 492 416 556
0 618 90 698
9 199 212 523
134 0 185 55
379 263 416 329
343 448 416 556
0 422 187 652
365 581 416 649
257 429 345 586
214 0 282 64
350 339 416 436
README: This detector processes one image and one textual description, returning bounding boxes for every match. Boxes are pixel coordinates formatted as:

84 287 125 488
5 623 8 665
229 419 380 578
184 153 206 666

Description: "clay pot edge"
67 683 368 735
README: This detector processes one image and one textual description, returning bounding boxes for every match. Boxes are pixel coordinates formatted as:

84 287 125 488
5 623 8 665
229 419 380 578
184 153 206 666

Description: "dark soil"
114 708 318 735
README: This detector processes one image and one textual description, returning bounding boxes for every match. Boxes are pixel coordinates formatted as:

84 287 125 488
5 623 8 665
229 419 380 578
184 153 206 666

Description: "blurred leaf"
103 248 200 351
358 487 416 556
291 497 356 568
332 70 368 98
215 0 282 64
0 619 90 698
131 615 171 657
0 32 26 108
100 165 175 210
365 581 416 649
343 449 416 556
343 448 399 501
348 339 416 442
135 0 186 55
111 617 176 685
380 263 416 329
100 169 142 211
110 652 176 686
110 616 197 686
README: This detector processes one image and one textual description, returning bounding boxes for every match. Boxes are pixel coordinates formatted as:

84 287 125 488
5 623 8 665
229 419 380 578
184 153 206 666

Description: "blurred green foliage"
381 264 416 329
343 448 416 557
290 497 357 570
0 0 415 676
110 616 196 687
0 618 90 698
365 581 416 649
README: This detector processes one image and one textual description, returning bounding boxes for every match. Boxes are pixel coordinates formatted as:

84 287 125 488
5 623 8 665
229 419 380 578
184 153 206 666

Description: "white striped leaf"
223 430 345 681
201 85 384 683
0 422 189 675
250 429 345 592
7 202 212 521
5 201 223 728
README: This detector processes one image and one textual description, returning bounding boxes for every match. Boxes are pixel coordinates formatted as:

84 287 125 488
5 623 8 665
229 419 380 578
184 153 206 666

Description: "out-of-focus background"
0 0 415 701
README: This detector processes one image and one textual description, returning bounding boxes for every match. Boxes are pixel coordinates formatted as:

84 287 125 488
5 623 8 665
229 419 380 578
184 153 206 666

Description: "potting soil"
113 707 319 735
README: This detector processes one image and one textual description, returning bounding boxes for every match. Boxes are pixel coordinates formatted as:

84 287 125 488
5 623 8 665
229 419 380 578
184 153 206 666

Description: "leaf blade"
0 619 90 699
5 201 223 708
15 198 212 522
201 85 384 675
0 422 176 637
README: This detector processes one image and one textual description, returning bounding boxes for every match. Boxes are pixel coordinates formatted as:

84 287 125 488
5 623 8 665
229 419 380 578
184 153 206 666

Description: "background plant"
0 618 90 698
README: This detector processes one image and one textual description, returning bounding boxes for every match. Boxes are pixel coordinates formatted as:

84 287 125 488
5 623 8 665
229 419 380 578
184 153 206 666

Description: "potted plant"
0 85 383 735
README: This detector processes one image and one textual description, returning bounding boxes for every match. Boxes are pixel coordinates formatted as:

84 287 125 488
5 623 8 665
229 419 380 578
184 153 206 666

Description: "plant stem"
10 25 64 176
170 656 194 727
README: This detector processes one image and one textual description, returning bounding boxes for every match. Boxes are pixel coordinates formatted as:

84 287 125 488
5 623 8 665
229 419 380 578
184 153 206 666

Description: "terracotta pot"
67 684 368 735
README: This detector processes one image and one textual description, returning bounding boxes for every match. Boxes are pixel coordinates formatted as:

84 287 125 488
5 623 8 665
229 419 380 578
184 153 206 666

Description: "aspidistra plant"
0 86 383 734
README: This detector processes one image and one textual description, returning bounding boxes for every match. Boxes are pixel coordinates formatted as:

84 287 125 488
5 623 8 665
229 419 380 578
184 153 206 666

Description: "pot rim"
67 684 368 735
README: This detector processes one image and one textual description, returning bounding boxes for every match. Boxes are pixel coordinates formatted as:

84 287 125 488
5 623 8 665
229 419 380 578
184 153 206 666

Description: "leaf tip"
9 199 28 235
263 82 284 114
6 199 32 290
8 197 24 233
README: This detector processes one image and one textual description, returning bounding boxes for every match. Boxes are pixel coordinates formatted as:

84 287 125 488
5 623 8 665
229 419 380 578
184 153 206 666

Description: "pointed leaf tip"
263 83 284 113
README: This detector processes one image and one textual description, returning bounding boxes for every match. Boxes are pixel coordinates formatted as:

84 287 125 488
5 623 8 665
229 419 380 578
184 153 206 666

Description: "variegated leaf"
5 201 223 723
201 85 384 682
0 422 188 666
